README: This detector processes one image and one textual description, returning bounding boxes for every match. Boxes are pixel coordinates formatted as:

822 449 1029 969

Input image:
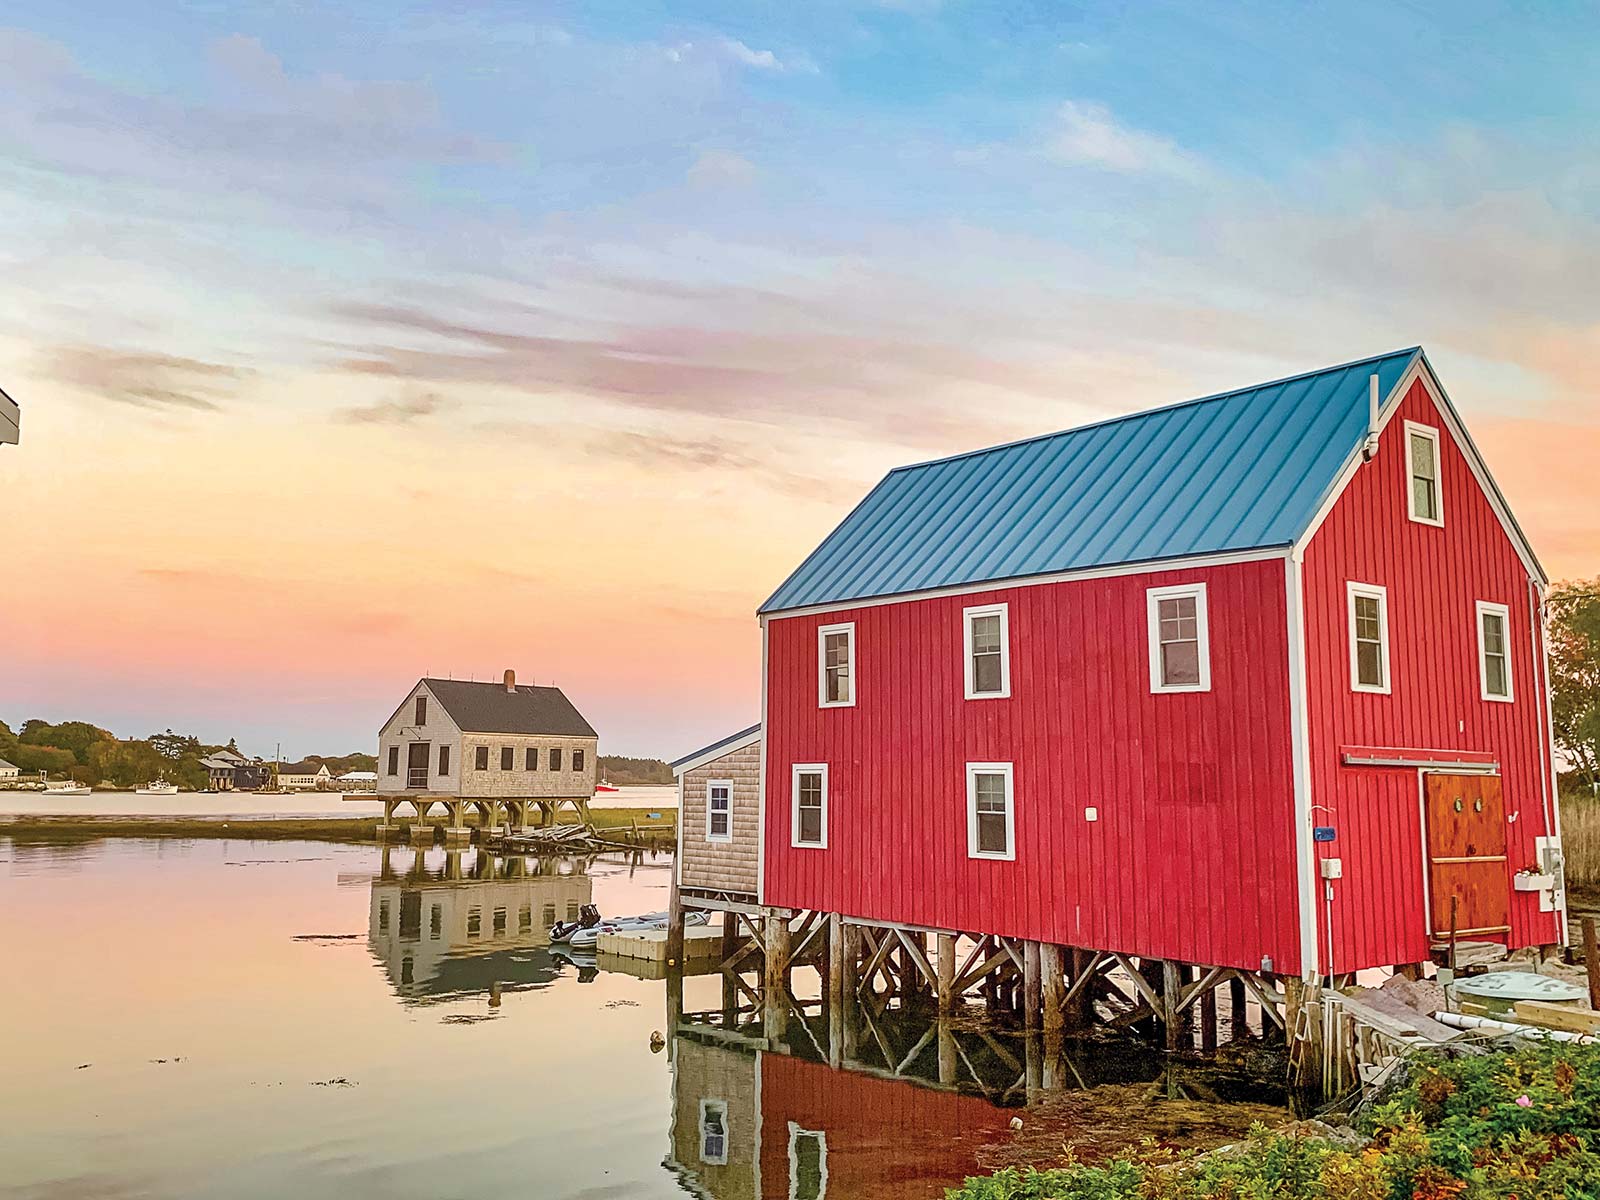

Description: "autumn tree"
1549 578 1600 791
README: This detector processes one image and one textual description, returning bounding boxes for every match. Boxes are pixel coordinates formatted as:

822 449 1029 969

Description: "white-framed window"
792 763 828 849
787 1122 829 1200
1476 601 1513 702
1146 583 1211 693
1347 582 1391 694
817 622 855 708
966 762 1015 861
698 1098 728 1166
963 603 1010 699
706 779 733 842
1405 420 1444 526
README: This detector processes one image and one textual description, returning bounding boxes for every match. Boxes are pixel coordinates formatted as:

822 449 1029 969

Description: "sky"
2 1 1598 760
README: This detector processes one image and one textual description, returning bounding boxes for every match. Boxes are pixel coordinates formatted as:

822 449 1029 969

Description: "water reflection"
367 846 592 1004
666 1006 1288 1199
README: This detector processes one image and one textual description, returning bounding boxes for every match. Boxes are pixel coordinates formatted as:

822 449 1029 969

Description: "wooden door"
406 741 431 789
1424 774 1509 938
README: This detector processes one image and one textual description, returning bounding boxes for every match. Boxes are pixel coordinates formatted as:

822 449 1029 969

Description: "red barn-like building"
749 348 1562 983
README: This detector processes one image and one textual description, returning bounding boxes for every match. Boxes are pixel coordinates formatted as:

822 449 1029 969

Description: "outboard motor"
549 903 603 943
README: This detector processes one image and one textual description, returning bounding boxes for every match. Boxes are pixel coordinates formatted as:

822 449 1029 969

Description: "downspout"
1362 374 1381 461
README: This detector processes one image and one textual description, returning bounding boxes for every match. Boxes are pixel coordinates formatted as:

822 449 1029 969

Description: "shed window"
1405 421 1443 526
387 746 399 776
1477 601 1513 702
699 1099 729 1166
787 1123 828 1200
526 746 539 771
475 745 489 771
818 622 855 707
963 603 1010 699
437 745 450 775
1347 582 1391 694
1147 583 1211 692
414 695 427 726
967 763 1015 860
573 748 586 773
707 780 733 843
792 764 828 849
549 747 563 771
500 746 513 770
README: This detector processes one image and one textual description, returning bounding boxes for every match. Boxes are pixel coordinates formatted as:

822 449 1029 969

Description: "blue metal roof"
761 348 1422 614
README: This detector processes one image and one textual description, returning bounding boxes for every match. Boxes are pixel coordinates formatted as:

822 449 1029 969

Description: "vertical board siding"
1303 378 1557 972
763 557 1300 972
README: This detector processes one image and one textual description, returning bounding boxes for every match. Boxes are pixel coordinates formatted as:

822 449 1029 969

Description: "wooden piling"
1162 960 1183 1051
1200 977 1218 1052
763 912 791 1042
1023 941 1043 1032
664 885 685 969
1584 917 1600 1012
1229 976 1247 1038
1040 943 1065 1036
936 932 957 1015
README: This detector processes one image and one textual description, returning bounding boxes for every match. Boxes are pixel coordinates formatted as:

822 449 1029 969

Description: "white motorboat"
568 910 709 948
135 779 179 795
44 782 92 796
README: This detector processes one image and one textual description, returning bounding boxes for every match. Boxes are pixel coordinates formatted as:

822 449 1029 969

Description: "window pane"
975 773 1006 812
527 747 538 770
1413 477 1437 520
1162 639 1200 686
970 614 1000 654
1354 595 1380 640
977 811 1009 854
501 746 513 770
1483 613 1505 656
792 1135 825 1200
1486 654 1507 696
973 651 1002 693
1357 641 1382 686
799 807 822 844
824 632 849 667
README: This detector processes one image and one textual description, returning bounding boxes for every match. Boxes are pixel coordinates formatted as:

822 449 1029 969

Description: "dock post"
1023 941 1042 1032
720 916 740 1026
936 933 957 1015
937 1018 957 1086
1040 943 1065 1037
1229 976 1248 1038
841 923 861 1060
665 885 685 970
827 915 846 1012
1162 960 1183 1051
1584 918 1600 1011
1200 974 1219 1052
1068 948 1094 1030
762 912 791 1043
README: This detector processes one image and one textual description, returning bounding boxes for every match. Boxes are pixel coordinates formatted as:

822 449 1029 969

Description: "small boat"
569 910 709 947
44 782 92 796
549 903 602 945
594 782 621 795
135 779 179 795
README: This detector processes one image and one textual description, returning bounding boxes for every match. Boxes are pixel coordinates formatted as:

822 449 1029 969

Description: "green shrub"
948 1044 1600 1200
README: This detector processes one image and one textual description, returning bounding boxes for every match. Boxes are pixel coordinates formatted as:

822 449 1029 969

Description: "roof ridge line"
885 347 1422 477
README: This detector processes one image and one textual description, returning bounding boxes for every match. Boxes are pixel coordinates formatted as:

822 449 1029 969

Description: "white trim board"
1475 600 1514 703
817 621 856 708
673 726 762 778
705 778 734 844
1146 581 1211 693
1285 552 1319 981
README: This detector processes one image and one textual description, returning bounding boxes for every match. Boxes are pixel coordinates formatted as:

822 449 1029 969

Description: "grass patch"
948 1041 1600 1199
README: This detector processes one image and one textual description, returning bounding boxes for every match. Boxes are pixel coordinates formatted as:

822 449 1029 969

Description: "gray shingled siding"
680 741 759 896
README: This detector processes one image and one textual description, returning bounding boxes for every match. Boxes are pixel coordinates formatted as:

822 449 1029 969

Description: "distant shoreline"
0 806 678 844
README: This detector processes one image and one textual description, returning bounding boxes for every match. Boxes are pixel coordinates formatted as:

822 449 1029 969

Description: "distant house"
0 758 19 781
200 751 272 792
1 385 17 446
277 760 333 790
337 770 378 790
376 670 599 833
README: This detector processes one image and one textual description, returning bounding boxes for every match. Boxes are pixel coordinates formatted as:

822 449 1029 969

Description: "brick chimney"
504 668 516 693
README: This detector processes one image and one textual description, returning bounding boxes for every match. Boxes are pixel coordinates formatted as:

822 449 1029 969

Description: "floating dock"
598 923 722 964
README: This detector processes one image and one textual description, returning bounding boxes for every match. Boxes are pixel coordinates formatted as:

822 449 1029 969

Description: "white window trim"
705 778 734 843
787 1122 829 1200
965 761 1016 861
1145 582 1211 693
1346 581 1392 695
816 621 856 709
1404 419 1444 527
698 1098 729 1166
1475 600 1514 703
962 602 1011 700
791 762 828 850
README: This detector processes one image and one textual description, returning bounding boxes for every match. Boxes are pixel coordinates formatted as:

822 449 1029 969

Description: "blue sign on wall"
1313 826 1337 843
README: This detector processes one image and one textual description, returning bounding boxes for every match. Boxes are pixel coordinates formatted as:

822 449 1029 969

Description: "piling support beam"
1040 943 1065 1037
1023 941 1043 1032
762 912 792 1043
665 885 685 970
1162 960 1183 1052
936 932 957 1015
1229 976 1248 1038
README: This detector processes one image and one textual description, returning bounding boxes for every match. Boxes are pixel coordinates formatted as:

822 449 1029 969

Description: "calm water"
0 783 677 817
1 837 1285 1199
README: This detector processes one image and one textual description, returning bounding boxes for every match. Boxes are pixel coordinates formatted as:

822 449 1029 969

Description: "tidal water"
0 783 677 817
0 837 1287 1199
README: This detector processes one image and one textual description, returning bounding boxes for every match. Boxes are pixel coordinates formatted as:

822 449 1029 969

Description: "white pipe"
1363 375 1381 460
1433 1010 1595 1044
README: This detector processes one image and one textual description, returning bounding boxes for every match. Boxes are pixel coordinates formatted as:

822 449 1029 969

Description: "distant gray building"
0 758 19 781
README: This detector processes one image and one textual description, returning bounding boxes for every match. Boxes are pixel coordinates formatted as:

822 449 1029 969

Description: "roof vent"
504 669 516 693
1362 374 1381 461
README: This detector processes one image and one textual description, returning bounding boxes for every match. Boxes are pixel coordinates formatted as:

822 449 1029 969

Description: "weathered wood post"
665 885 685 969
1229 976 1248 1039
763 912 792 1043
937 1018 958 1086
720 915 740 1026
1200 976 1219 1052
827 915 846 1067
1584 918 1600 1011
1040 943 1065 1037
1162 960 1183 1051
1023 941 1043 1032
1069 948 1094 1030
937 932 958 1016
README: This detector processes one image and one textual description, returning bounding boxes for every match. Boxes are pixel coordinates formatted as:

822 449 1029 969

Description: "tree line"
0 719 376 789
